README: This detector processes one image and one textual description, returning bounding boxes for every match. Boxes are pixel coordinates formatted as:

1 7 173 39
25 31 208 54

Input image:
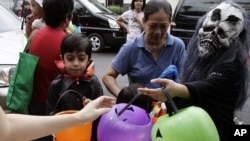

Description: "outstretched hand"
138 87 167 102
74 96 115 123
138 78 183 102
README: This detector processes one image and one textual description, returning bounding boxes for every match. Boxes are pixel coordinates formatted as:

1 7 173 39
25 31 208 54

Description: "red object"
150 102 167 123
30 26 66 102
54 60 95 76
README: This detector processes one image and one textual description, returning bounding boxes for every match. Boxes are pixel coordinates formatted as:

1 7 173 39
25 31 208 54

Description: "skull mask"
198 2 244 58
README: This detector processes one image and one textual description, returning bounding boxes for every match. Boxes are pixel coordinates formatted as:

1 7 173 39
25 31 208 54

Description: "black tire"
88 33 105 52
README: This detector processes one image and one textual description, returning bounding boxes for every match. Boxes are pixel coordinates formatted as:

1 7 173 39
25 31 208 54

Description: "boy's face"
62 51 90 77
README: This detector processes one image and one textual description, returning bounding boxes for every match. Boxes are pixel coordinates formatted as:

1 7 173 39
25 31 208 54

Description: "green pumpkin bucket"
151 88 220 141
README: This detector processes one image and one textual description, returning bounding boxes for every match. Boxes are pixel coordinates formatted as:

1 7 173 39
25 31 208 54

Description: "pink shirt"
121 10 144 41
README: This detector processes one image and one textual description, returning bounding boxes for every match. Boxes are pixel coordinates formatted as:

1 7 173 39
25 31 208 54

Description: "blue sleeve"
111 42 135 76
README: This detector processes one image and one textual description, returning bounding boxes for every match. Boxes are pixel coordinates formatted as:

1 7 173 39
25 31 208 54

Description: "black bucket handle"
162 88 178 114
117 93 142 116
117 87 179 116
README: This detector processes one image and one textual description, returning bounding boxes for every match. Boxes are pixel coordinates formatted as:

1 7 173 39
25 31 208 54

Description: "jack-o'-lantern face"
98 103 153 141
115 104 151 125
152 106 220 141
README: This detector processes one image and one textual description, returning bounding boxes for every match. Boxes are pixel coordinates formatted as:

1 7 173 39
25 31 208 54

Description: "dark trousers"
28 100 53 141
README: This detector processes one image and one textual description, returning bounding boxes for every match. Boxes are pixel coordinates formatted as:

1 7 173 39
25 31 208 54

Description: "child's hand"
52 134 56 141
82 97 92 106
26 14 35 24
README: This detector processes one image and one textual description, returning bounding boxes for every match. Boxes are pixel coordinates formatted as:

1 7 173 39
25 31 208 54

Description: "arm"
116 16 129 33
102 66 121 97
133 13 144 31
0 96 114 141
138 60 242 103
25 14 35 38
137 78 190 102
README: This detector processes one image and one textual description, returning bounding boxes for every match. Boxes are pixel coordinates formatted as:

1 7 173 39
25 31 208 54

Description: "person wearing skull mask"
138 1 250 141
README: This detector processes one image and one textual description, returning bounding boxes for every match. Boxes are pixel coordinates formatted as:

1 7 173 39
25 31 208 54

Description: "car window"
76 0 112 14
0 4 21 32
89 1 112 14
179 0 220 17
75 1 90 15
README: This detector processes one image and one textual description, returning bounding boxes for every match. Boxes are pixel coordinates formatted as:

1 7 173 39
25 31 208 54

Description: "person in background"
116 0 145 41
102 0 185 112
46 33 103 141
68 10 82 33
138 1 250 141
27 0 74 140
26 0 45 38
0 96 114 141
18 0 32 18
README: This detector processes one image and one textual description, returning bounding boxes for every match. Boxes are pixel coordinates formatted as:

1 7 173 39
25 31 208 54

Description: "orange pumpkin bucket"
55 110 92 141
150 102 167 123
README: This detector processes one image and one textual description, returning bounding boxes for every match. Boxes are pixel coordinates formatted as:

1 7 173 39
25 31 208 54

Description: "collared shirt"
112 32 186 88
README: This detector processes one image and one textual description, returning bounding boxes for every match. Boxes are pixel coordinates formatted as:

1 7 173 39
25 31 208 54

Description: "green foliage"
108 5 123 15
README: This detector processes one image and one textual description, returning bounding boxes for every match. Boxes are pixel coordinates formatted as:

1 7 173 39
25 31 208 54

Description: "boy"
45 33 103 141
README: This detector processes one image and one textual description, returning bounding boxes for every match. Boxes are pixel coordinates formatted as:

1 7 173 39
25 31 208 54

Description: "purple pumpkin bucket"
97 103 153 141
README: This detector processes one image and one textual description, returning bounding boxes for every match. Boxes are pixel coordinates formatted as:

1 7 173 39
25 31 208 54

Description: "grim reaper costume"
175 1 250 141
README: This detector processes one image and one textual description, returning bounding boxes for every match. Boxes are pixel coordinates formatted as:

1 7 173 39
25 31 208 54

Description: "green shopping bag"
6 39 39 113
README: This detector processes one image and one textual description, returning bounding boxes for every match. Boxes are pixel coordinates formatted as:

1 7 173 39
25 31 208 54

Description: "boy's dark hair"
116 83 151 112
61 33 92 58
130 0 146 11
43 0 74 27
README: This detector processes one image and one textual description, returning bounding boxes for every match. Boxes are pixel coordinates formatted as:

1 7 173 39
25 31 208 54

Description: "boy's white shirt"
32 18 46 30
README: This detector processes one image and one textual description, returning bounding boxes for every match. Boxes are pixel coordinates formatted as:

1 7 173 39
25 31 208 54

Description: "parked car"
170 0 250 47
0 3 27 112
74 0 126 52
